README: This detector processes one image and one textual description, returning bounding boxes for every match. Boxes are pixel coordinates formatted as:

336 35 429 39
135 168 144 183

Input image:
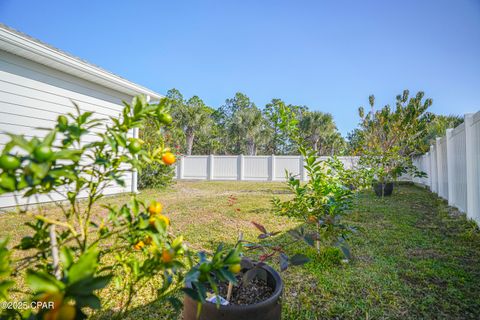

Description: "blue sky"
1 0 479 135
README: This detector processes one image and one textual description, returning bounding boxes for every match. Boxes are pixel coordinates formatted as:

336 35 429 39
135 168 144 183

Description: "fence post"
464 113 477 222
299 155 305 181
425 153 431 187
446 129 454 206
430 145 437 193
178 156 185 180
208 154 214 180
436 137 443 197
237 154 244 181
270 154 275 181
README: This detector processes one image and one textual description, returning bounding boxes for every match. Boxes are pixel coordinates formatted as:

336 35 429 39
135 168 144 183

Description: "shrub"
0 96 184 319
271 104 356 259
356 90 432 185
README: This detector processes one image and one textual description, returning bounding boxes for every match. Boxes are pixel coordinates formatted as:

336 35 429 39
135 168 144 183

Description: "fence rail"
176 155 359 182
412 111 480 224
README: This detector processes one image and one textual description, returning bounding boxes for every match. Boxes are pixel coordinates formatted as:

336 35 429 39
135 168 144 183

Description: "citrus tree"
271 104 356 259
0 96 184 319
356 90 432 187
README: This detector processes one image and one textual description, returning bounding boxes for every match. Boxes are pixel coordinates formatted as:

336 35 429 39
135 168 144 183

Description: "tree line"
163 89 345 156
158 88 462 157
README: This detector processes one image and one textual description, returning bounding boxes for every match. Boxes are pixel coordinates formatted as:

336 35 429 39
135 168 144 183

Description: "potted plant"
0 96 187 319
182 194 308 320
356 90 432 197
359 148 408 197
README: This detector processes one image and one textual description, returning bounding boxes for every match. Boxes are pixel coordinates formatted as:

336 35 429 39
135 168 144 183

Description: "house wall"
0 50 136 208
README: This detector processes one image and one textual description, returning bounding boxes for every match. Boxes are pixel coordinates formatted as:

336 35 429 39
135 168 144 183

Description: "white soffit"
0 23 163 100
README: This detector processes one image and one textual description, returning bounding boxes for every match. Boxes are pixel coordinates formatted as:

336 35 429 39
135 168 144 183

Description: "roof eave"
0 25 163 100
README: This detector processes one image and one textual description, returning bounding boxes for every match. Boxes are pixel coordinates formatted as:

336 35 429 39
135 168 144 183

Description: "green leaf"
60 247 74 270
289 254 310 266
218 268 237 284
279 253 289 271
75 293 101 309
67 275 111 296
43 130 57 146
182 287 200 301
7 134 33 152
0 280 14 300
67 248 99 284
185 269 200 284
52 149 83 162
29 163 50 179
26 270 64 293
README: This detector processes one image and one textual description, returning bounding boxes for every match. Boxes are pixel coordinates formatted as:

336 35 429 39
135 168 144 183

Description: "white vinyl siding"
0 50 136 208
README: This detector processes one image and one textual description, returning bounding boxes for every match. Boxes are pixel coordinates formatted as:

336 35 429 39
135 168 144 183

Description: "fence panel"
212 156 238 180
182 156 208 179
243 156 270 180
430 145 438 193
411 111 480 225
437 137 449 200
177 155 358 182
274 156 301 180
467 113 480 223
450 124 467 212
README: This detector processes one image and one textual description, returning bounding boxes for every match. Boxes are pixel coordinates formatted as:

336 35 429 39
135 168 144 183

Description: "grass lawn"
2 181 480 319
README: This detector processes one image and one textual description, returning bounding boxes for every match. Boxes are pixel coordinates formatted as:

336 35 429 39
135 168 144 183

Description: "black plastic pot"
183 264 283 320
373 182 394 197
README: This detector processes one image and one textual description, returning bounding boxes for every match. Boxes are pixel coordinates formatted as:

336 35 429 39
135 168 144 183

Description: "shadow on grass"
94 293 183 320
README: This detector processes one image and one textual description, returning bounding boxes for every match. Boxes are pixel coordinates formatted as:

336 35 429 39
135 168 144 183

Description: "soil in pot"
183 263 283 320
373 182 394 197
208 274 274 305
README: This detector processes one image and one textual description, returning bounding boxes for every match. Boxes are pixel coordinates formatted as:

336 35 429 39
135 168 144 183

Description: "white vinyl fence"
412 112 480 224
176 155 359 182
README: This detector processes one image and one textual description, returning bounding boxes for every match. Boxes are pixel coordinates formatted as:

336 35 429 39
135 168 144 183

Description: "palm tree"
298 111 338 155
172 94 213 155
230 106 266 155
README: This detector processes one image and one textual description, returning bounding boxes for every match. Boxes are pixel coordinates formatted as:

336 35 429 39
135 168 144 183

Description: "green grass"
2 181 480 319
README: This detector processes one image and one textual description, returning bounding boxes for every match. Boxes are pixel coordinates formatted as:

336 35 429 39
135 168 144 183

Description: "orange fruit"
228 264 241 274
39 292 63 309
148 201 163 215
162 152 176 165
161 249 175 263
157 214 170 226
133 241 145 250
307 216 317 224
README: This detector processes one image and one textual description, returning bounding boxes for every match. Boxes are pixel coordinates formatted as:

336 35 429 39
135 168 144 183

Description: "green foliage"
138 115 175 189
356 90 433 183
0 239 13 302
247 221 309 271
167 89 215 156
163 89 345 156
183 243 242 307
27 247 111 319
318 246 344 265
299 110 344 155
272 103 356 258
422 114 463 149
0 96 183 318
